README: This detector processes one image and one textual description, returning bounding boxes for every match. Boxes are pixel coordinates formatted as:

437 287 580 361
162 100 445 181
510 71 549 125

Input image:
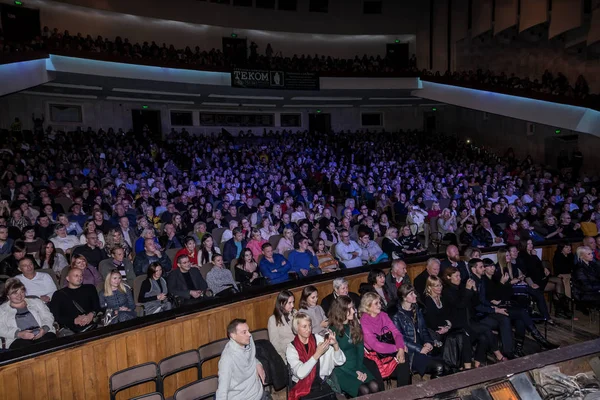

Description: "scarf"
289 334 317 400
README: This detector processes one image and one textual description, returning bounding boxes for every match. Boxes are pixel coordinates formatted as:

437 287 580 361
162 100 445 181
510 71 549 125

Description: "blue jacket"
287 250 319 274
258 254 291 284
390 305 433 356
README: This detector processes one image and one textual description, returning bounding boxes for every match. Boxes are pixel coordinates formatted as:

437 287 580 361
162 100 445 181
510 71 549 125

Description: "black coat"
320 291 361 316
255 339 287 391
166 268 209 300
572 261 600 302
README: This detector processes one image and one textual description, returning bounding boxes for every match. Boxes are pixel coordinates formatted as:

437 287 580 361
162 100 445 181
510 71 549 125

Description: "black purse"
374 328 397 358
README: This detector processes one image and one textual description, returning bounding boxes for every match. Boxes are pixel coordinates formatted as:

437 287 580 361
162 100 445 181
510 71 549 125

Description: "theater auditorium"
1 0 600 399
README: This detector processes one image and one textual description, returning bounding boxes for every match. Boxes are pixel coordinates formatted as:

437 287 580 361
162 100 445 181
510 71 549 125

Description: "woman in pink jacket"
359 292 411 388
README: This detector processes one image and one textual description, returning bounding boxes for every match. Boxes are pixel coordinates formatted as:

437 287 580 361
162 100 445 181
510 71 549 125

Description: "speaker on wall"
0 4 41 42
526 122 535 136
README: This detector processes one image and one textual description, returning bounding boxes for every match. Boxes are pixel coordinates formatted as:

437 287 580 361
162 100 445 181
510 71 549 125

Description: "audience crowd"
0 116 599 396
3 26 599 104
422 68 599 104
0 27 416 74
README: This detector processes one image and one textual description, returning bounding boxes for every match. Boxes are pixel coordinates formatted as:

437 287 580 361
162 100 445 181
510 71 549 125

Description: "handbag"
364 327 399 379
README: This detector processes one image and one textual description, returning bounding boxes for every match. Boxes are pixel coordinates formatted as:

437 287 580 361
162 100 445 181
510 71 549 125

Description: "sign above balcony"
231 68 320 90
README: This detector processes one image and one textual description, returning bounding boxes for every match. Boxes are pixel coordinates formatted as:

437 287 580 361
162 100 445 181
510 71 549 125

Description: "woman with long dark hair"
328 295 379 397
199 234 221 265
298 286 328 335
234 248 264 286
37 240 68 277
268 290 297 363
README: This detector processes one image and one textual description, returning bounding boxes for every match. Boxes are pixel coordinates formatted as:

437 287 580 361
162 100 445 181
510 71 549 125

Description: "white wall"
0 93 426 135
0 0 417 59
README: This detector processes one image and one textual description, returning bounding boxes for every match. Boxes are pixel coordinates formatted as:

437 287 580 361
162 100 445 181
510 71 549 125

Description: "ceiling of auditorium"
23 72 438 109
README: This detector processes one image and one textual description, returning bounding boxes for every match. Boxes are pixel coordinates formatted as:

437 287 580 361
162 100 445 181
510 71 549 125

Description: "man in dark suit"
320 277 361 315
223 228 248 265
118 215 138 251
440 244 470 285
384 259 412 304
167 254 212 305
414 257 441 301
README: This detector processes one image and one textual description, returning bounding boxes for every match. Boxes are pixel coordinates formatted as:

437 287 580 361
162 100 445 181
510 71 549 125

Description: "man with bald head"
385 259 412 303
440 245 470 285
49 268 101 333
133 237 172 276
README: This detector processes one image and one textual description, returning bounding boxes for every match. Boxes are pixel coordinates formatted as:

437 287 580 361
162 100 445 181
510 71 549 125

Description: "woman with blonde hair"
286 312 345 400
105 229 132 259
246 228 267 260
423 276 472 370
276 228 295 254
98 270 136 324
0 279 56 349
359 292 411 388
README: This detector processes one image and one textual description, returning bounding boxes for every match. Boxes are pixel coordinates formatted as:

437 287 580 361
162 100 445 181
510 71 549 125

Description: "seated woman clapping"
0 279 56 349
286 312 346 400
328 295 380 397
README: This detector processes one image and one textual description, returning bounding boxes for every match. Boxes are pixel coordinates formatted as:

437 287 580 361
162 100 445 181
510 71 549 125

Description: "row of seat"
109 329 269 399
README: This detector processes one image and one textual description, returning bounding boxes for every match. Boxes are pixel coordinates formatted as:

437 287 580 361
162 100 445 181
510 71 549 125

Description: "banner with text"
231 69 319 90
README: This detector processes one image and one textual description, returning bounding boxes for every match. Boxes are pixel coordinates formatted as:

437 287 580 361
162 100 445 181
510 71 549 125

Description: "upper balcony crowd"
2 26 599 108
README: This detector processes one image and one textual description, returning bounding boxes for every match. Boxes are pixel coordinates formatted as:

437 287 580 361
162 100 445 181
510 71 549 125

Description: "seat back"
109 362 158 400
198 338 229 378
130 393 165 400
133 275 148 316
251 328 269 342
173 376 219 400
158 350 201 392
269 235 282 251
166 248 182 264
211 228 227 245
199 263 213 281
229 259 238 276
59 267 70 287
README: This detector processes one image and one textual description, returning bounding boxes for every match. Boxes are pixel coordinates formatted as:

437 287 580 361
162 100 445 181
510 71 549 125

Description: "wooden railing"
0 244 566 400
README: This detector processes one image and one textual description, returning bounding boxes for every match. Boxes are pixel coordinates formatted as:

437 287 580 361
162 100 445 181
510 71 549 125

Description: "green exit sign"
142 105 149 109
14 0 24 5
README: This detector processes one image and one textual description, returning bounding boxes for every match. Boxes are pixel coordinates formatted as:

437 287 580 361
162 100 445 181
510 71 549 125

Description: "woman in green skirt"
328 295 380 397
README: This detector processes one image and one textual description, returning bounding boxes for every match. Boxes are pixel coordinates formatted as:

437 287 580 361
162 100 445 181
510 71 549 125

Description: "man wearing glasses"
335 229 363 268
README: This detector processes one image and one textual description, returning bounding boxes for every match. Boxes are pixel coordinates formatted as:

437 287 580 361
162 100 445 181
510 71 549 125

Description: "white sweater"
286 334 346 383
216 337 263 400
0 298 56 348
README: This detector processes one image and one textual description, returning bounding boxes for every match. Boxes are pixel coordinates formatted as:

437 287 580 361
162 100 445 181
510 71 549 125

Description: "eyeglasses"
341 235 349 238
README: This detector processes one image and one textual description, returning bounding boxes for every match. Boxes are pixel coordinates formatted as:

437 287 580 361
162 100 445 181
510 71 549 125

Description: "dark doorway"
222 37 248 66
386 43 409 69
0 4 40 42
132 109 161 141
424 112 437 133
309 113 331 133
